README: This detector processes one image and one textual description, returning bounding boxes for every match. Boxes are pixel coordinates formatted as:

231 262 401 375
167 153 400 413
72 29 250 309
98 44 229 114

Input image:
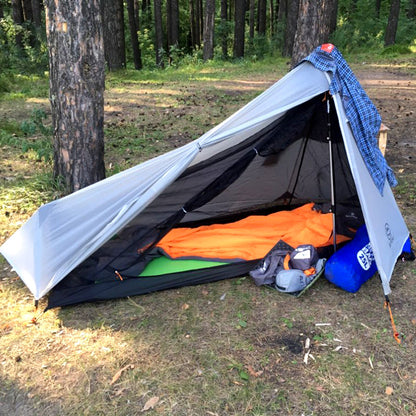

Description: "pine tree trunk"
31 0 42 26
45 0 106 192
282 0 299 56
203 0 215 60
12 0 24 47
154 0 165 66
257 0 267 35
22 0 33 21
249 0 255 41
233 0 245 57
290 0 337 67
384 0 400 46
220 0 228 58
127 0 142 69
278 0 287 21
101 0 126 71
167 0 179 52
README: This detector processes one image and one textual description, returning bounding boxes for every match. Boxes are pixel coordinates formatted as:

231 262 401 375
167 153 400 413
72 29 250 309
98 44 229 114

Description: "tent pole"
327 96 337 253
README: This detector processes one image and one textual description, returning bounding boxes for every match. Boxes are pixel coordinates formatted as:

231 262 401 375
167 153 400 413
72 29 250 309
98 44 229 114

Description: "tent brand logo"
385 223 394 247
357 243 374 271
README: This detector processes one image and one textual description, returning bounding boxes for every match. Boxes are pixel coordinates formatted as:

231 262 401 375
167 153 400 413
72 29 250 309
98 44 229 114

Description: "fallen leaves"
385 386 394 395
110 364 134 385
141 396 160 412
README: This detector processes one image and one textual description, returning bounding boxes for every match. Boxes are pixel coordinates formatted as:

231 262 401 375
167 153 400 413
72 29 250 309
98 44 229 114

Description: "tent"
0 44 411 309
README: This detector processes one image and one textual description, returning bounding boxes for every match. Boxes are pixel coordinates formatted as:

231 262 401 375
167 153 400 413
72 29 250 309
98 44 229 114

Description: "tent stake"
327 97 337 253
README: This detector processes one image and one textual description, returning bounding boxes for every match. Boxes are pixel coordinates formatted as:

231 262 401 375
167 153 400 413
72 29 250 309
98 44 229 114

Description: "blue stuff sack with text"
324 225 377 293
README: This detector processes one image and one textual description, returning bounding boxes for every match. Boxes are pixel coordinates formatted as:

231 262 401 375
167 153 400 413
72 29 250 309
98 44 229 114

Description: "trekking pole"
327 96 337 253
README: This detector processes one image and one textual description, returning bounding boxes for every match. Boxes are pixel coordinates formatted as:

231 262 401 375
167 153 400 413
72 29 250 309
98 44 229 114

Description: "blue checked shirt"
303 44 397 195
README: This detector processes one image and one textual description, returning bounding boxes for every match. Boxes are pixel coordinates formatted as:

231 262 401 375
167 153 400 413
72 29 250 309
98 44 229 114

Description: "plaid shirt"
303 44 397 195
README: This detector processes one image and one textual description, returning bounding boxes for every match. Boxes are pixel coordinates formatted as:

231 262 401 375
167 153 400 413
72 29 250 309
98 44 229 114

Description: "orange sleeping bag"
156 203 350 262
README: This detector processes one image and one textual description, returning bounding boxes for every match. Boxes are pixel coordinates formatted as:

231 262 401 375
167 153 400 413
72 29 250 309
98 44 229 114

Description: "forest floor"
0 58 415 415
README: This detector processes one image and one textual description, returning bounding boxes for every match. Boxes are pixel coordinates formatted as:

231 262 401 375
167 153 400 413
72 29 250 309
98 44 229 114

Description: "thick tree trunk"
282 0 299 56
384 0 400 46
45 0 106 192
127 0 142 69
290 0 336 67
154 0 165 66
101 0 126 71
203 0 215 60
233 0 245 58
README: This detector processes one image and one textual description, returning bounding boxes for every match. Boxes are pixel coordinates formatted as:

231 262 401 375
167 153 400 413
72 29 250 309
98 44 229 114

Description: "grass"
1 56 416 415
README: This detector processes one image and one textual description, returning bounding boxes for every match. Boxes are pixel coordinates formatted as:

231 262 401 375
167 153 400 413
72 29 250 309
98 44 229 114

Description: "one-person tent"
0 44 411 309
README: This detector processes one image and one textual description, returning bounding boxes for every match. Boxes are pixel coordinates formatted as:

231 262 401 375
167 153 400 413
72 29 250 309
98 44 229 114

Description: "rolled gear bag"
274 258 325 293
324 224 377 293
250 242 324 294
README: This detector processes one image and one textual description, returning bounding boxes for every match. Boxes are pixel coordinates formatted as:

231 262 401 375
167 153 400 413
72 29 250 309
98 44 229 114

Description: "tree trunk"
257 0 267 35
45 0 106 192
167 0 179 52
407 0 416 19
31 0 42 27
282 0 299 56
127 0 142 69
220 0 228 58
22 0 33 21
11 0 24 47
233 0 245 58
101 0 126 71
154 0 165 66
249 0 255 41
329 0 338 33
270 0 275 37
290 0 336 67
375 0 381 18
195 0 202 47
203 0 215 60
278 0 287 21
384 0 400 46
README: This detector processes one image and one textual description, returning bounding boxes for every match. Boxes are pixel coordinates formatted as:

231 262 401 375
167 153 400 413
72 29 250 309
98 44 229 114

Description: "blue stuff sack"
324 225 377 293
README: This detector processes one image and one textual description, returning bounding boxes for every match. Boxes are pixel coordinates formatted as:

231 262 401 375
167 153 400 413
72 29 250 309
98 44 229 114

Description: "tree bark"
167 0 179 52
101 0 126 71
154 0 165 66
249 0 255 41
220 0 228 58
203 0 215 60
11 0 24 47
127 0 142 69
45 0 106 192
257 0 267 35
290 0 336 67
233 0 245 58
22 0 33 21
384 0 400 46
282 0 299 56
278 0 287 21
31 0 42 27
